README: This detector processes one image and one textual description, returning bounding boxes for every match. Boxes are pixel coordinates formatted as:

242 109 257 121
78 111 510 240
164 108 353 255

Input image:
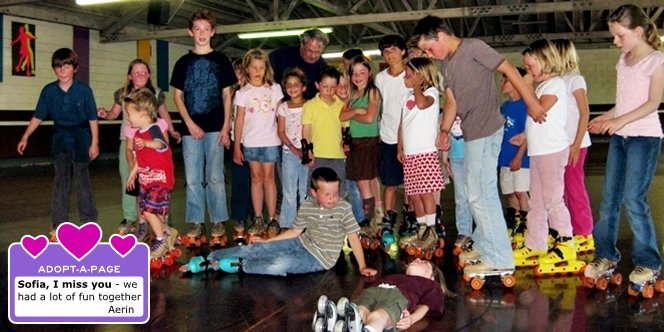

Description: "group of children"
15 4 663 332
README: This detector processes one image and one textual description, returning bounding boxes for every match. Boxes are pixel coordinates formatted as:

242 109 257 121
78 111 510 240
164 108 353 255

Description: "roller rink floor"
1 141 664 332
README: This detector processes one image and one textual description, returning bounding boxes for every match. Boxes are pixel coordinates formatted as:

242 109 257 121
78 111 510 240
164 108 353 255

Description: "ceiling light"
238 27 333 40
76 0 129 4
322 49 382 59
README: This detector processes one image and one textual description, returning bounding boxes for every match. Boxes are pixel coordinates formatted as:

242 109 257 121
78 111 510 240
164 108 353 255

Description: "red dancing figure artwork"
12 22 36 77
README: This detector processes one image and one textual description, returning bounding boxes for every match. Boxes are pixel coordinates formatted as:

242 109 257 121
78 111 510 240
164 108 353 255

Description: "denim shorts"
243 145 281 163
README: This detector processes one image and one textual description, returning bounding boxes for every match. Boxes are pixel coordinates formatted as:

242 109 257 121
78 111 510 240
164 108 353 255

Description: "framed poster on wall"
11 21 36 77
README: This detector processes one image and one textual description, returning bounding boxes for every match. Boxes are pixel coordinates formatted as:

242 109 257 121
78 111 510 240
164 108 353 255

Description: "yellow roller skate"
534 236 586 277
573 234 595 253
513 244 546 267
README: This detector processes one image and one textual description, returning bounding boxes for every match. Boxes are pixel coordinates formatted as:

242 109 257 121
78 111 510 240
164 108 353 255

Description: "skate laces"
151 239 166 251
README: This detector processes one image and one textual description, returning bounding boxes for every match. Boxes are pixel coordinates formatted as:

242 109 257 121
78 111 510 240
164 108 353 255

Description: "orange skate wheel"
151 259 162 269
502 275 516 288
655 280 664 293
370 240 380 250
424 250 433 260
179 236 190 246
627 285 639 297
164 255 174 266
434 248 444 258
462 274 471 282
503 292 516 305
171 248 182 258
596 278 608 291
533 266 544 277
642 285 655 299
583 277 596 288
470 277 484 290
611 273 623 286
453 246 462 256
406 245 420 257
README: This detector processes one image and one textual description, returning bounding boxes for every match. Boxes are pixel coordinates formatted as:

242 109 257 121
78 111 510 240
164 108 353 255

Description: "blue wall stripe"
156 40 168 91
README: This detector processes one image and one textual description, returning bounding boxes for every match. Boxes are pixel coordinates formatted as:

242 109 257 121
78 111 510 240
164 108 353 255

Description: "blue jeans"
464 129 514 268
450 158 472 237
280 149 309 227
52 152 97 225
207 237 324 276
346 180 365 222
182 132 228 224
230 142 253 222
593 135 662 270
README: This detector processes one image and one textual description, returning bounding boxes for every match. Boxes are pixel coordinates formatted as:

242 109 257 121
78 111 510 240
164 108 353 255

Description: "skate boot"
434 204 446 247
380 210 397 247
398 223 426 250
406 226 442 259
266 218 281 238
209 222 228 248
179 256 216 274
218 256 241 273
574 234 595 253
233 221 248 246
534 236 585 276
312 295 338 332
358 218 379 250
247 216 266 241
184 223 207 247
135 221 148 243
150 236 174 269
582 257 621 290
462 261 516 290
458 243 481 269
512 244 546 267
453 235 473 256
627 266 664 298
504 207 517 235
336 297 364 332
164 226 181 257
117 219 133 235
398 204 416 236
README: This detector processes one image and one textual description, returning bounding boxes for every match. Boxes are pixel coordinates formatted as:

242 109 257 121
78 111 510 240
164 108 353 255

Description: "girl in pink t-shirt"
233 49 283 236
586 4 664 289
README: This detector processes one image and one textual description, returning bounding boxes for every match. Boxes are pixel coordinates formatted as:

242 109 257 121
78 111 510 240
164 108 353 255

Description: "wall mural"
11 21 36 77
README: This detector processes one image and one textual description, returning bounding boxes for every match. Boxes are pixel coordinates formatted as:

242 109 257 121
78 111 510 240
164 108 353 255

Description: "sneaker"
150 238 169 259
266 218 281 238
583 257 617 280
463 260 514 275
187 223 204 238
629 266 659 285
539 237 577 265
211 222 225 237
136 221 148 242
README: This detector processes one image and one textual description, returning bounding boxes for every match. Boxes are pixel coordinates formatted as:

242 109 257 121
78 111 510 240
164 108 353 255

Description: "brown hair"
608 4 661 50
188 9 215 30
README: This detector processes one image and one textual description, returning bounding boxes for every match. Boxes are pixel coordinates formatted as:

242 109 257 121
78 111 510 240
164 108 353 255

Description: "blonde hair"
552 39 580 75
522 39 563 76
123 88 157 120
407 57 440 91
608 4 662 50
242 49 275 86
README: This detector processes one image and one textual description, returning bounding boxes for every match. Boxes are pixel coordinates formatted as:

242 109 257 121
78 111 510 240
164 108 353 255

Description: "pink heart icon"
109 234 137 258
406 99 416 110
21 235 48 259
56 222 102 261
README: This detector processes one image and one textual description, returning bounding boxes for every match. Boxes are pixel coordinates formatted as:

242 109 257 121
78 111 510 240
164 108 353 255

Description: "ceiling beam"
304 0 394 35
0 4 107 30
0 0 39 6
100 3 148 39
101 0 662 43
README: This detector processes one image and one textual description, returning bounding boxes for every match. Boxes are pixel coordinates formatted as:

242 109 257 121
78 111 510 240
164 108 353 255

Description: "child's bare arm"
498 61 546 123
347 233 377 277
395 305 430 330
89 119 99 160
17 117 42 155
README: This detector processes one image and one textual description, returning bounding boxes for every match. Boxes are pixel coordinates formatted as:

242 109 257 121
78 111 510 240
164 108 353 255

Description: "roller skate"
48 226 58 242
311 295 338 332
266 218 281 238
117 219 134 235
217 256 241 273
457 243 481 269
510 214 527 249
135 221 148 243
209 222 228 249
626 267 664 299
582 257 622 291
150 233 175 269
180 223 207 248
380 210 397 248
179 256 215 273
233 221 248 246
462 261 516 291
574 234 595 253
434 204 446 248
513 244 546 267
335 297 365 332
247 216 267 241
405 226 443 260
398 204 417 238
398 222 425 251
453 235 473 256
534 236 586 276
358 218 379 250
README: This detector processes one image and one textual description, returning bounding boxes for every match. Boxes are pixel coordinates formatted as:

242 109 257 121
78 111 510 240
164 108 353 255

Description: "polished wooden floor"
1 142 664 331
